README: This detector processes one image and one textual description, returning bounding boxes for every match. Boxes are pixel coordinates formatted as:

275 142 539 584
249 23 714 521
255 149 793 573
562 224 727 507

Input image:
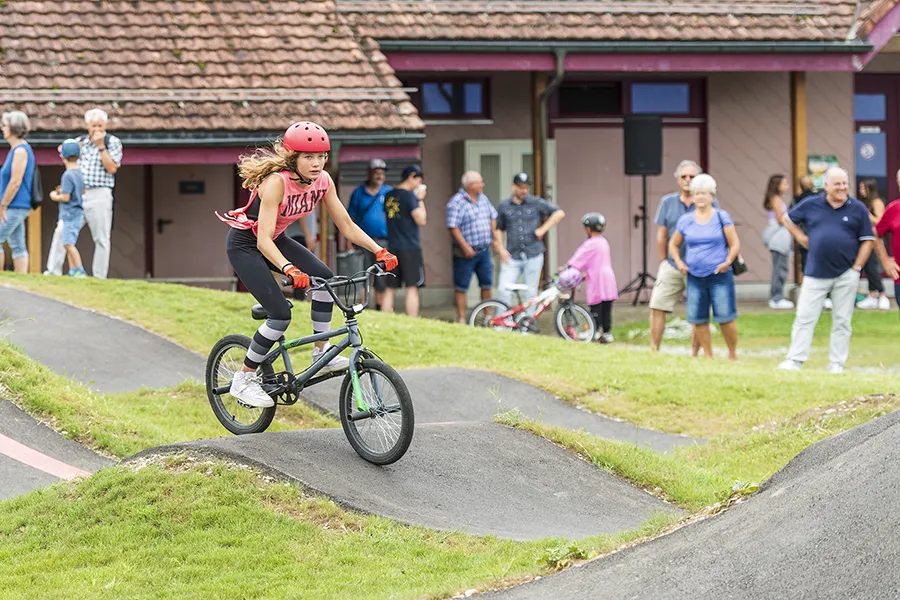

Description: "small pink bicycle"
467 270 596 342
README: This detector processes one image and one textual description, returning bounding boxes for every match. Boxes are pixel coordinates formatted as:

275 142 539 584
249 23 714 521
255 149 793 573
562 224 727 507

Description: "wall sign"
179 181 205 195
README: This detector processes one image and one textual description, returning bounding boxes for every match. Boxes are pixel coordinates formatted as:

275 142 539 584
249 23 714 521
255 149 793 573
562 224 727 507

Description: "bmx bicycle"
205 262 414 465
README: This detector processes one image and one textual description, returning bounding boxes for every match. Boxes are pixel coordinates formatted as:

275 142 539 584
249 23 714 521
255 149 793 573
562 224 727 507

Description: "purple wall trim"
386 51 862 73
861 4 900 69
338 144 421 162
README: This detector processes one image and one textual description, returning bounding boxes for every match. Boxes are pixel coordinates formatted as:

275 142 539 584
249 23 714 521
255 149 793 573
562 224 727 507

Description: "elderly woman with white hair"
0 110 36 273
45 108 123 278
668 174 741 360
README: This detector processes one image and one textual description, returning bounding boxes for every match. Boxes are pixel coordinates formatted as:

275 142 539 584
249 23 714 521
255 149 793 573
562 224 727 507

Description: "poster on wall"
807 154 839 191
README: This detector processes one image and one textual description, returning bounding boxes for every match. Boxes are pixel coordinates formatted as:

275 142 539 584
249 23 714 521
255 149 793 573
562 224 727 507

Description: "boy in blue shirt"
50 139 87 277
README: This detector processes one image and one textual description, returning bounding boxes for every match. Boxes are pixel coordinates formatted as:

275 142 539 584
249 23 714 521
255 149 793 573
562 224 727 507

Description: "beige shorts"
649 260 687 312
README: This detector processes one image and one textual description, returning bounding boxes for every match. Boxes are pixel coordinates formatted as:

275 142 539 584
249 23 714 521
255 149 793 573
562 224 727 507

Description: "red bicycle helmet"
282 121 330 153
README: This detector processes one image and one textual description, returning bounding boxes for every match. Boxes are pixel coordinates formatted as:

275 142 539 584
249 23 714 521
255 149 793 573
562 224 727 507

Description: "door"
152 165 235 288
462 139 557 306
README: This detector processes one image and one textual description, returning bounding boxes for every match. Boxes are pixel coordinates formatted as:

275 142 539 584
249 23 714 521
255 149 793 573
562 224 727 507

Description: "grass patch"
498 392 900 511
0 456 677 600
3 274 899 439
0 343 336 458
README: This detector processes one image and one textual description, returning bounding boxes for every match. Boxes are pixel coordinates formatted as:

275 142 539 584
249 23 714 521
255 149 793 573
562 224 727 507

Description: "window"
406 79 489 119
558 83 622 116
631 83 691 114
854 94 886 121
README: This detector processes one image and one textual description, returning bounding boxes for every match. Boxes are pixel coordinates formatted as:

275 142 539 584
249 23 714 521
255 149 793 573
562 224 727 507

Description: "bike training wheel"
339 359 414 465
206 334 277 435
554 303 596 342
468 299 513 329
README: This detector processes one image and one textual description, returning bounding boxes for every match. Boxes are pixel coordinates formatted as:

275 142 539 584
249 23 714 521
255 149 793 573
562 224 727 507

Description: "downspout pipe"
539 48 567 202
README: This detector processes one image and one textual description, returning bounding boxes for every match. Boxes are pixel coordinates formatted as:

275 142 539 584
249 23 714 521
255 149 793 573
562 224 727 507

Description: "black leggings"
863 252 885 294
589 301 613 334
226 228 334 368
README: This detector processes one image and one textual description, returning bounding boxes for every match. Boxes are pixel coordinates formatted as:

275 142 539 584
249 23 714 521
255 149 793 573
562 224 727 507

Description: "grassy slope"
3 274 899 439
0 458 675 600
0 343 335 458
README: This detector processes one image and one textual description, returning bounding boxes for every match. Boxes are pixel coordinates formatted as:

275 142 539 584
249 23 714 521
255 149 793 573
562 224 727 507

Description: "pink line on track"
0 433 91 480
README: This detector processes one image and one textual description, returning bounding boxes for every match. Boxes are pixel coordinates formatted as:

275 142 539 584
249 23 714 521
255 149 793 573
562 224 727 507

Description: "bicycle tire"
468 299 513 329
554 303 596 342
339 359 414 465
206 334 277 435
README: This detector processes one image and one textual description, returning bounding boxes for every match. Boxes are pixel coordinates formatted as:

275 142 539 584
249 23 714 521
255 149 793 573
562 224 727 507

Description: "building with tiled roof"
3 0 900 307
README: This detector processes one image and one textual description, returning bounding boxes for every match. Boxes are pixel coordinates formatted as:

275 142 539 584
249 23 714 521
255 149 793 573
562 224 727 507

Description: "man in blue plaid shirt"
446 170 502 322
45 108 123 279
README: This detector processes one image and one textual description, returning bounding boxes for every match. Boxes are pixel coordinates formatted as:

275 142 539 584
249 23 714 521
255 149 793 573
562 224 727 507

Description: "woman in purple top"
669 174 742 360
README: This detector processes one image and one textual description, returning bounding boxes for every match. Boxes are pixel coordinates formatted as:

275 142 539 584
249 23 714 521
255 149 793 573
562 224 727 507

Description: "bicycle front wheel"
339 359 414 465
468 299 513 330
206 334 277 435
554 303 596 342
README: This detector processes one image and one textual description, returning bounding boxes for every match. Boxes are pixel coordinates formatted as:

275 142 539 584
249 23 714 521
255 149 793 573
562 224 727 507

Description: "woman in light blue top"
0 110 35 273
762 174 794 309
669 174 741 360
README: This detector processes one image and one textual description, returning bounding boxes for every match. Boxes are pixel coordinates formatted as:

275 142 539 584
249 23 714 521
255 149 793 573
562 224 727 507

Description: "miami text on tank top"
216 170 332 239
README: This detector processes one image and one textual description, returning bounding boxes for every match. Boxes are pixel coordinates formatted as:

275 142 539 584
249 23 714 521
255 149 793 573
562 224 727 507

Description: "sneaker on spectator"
769 298 795 310
823 298 833 310
312 343 349 373
777 359 803 371
827 362 844 375
67 266 87 278
856 295 879 309
878 296 891 311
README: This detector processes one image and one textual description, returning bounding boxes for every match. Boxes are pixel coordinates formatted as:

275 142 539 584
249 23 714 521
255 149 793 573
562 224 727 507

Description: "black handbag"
717 211 748 276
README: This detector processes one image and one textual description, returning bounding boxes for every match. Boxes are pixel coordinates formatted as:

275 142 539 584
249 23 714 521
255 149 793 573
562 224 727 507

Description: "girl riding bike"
217 121 398 408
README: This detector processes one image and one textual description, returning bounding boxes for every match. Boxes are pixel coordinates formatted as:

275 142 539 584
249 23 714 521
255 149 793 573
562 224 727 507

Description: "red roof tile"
336 0 878 43
0 1 423 134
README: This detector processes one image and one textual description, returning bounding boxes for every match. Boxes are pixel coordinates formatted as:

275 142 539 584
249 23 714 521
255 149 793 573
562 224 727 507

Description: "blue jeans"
453 248 493 292
686 271 737 324
497 252 544 306
0 207 30 259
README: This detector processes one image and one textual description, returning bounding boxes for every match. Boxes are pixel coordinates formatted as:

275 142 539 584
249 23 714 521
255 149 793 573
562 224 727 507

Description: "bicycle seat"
504 283 529 292
251 300 293 320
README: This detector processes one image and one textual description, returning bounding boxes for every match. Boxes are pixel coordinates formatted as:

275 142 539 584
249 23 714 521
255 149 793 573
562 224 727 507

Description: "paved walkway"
486 411 900 598
138 422 681 541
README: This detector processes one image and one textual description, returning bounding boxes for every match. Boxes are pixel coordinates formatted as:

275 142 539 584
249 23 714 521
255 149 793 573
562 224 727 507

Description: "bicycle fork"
346 321 370 413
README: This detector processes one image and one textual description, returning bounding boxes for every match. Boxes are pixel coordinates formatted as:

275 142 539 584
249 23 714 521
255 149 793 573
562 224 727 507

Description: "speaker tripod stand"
618 174 656 306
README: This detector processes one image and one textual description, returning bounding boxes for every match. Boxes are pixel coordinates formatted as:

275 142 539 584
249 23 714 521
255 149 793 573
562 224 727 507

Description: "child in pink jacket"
563 212 618 343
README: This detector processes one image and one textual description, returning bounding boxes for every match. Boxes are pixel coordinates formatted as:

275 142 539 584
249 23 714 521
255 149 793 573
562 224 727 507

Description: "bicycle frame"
488 285 564 328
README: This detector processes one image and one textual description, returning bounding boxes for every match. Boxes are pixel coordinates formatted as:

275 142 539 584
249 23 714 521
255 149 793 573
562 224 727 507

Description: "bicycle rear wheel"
554 303 596 342
206 334 277 435
339 359 414 465
468 299 513 330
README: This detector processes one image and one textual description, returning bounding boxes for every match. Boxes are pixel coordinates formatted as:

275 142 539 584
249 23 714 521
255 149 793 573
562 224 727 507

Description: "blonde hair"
237 140 297 190
689 173 717 195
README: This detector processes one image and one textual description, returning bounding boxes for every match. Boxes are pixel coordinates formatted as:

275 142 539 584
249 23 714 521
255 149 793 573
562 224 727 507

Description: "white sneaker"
778 359 803 371
856 296 879 310
827 363 844 375
769 298 795 310
312 343 349 373
878 296 891 311
230 370 274 408
599 333 614 344
823 298 833 310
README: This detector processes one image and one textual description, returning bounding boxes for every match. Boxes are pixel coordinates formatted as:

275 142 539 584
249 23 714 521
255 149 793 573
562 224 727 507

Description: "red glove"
375 248 398 271
282 264 309 289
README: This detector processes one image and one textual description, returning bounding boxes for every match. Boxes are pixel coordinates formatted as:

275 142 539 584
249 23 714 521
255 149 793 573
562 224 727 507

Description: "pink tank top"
217 170 332 239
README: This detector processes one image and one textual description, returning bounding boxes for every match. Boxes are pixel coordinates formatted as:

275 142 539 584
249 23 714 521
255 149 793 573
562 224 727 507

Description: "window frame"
402 76 491 120
551 77 706 120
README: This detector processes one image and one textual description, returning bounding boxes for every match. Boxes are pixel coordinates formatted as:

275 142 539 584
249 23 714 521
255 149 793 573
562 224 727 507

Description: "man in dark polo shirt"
382 165 427 317
779 167 875 374
495 173 565 307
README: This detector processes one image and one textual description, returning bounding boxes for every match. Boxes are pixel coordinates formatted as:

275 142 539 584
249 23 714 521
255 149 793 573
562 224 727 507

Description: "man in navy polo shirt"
779 167 875 374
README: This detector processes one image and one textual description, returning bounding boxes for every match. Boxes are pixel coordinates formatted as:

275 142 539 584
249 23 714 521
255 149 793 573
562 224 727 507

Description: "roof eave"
24 129 425 148
375 39 875 54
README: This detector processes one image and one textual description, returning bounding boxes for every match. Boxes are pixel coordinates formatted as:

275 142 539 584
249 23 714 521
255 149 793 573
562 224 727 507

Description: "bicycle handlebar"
282 262 390 314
